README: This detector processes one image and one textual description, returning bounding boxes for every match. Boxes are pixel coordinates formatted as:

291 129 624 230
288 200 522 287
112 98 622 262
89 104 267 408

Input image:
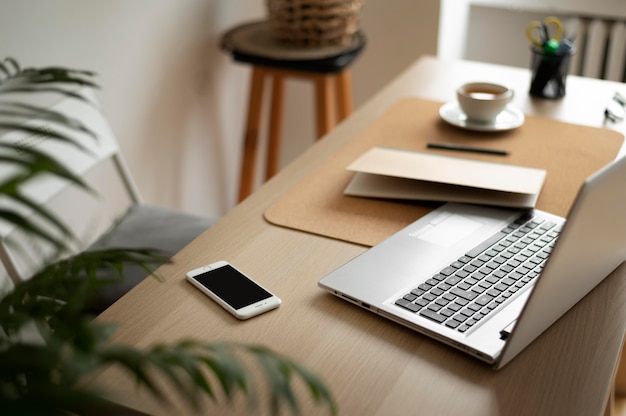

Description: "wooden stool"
220 20 366 201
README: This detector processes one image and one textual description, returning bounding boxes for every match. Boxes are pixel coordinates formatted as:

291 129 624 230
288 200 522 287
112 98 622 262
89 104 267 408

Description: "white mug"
456 82 514 123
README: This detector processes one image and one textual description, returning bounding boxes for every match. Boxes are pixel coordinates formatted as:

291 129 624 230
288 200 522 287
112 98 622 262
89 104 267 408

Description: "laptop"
319 155 626 369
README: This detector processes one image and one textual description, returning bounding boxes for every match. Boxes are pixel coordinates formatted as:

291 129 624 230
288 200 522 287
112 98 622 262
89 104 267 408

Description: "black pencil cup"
529 46 574 99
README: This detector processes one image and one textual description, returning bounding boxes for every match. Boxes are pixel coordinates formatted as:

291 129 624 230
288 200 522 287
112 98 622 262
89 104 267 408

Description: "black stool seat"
220 20 366 73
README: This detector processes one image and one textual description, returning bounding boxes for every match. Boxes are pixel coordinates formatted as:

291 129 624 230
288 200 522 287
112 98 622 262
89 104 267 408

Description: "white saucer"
439 101 525 132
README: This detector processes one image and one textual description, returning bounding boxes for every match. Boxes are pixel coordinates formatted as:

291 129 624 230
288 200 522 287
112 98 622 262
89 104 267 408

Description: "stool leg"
266 71 285 180
238 66 266 202
336 69 353 122
314 74 335 139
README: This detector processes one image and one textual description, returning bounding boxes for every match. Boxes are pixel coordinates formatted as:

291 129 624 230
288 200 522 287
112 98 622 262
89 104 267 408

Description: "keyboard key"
471 285 486 294
500 265 514 273
508 259 521 268
453 314 468 323
457 255 472 264
420 309 447 323
494 283 508 292
439 266 456 276
455 270 470 278
445 319 460 329
431 288 444 296
493 269 507 279
445 275 462 285
475 294 494 306
395 298 420 312
485 275 500 284
477 280 492 289
465 276 479 285
478 266 493 275
463 264 478 273
410 289 425 296
423 293 436 302
467 303 482 312
440 308 454 317
451 288 478 301
487 288 501 297
448 303 462 312
471 259 485 267
435 297 450 307
428 303 443 312
443 293 456 301
450 261 465 269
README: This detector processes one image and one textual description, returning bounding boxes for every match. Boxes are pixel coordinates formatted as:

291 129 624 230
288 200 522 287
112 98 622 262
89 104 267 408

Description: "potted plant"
0 57 336 415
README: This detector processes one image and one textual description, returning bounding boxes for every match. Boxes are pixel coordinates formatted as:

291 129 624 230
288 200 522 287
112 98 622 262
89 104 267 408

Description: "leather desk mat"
264 98 624 247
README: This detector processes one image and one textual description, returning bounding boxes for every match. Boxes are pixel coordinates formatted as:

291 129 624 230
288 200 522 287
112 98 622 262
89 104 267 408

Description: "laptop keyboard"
395 212 561 333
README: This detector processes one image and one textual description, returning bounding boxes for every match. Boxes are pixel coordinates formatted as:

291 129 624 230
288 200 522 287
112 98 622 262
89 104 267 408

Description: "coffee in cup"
456 82 514 123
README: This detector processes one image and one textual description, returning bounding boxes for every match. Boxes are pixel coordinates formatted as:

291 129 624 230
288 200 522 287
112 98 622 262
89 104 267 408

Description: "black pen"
427 142 509 156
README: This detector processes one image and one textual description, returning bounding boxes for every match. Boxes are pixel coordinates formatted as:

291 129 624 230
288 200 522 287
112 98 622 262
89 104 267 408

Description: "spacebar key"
419 309 447 323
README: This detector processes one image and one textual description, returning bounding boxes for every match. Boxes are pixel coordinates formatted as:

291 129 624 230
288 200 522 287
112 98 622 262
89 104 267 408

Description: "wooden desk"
97 56 626 415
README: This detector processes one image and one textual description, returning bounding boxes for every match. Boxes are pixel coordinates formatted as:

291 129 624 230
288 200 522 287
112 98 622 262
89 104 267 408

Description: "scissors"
526 16 563 52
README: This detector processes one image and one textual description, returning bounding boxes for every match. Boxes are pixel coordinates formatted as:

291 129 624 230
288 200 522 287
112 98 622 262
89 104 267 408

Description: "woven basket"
266 0 364 47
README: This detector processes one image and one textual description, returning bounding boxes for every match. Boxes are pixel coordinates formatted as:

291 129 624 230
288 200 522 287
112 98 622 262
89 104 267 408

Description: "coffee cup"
456 82 514 123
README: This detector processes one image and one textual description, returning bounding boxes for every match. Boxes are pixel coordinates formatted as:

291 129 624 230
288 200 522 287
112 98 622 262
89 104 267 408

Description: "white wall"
0 0 439 218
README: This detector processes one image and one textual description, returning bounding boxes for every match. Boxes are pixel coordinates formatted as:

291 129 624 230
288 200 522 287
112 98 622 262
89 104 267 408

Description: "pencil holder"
529 45 574 99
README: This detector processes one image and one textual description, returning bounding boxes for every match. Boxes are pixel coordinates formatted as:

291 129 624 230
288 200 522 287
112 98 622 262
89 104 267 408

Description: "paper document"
345 147 547 208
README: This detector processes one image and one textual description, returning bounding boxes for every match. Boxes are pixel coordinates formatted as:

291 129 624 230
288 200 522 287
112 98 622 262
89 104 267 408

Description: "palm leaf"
0 101 96 138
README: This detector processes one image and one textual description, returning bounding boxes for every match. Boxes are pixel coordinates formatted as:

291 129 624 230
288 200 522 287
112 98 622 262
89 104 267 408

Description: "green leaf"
98 344 166 401
0 102 97 138
0 122 93 153
198 342 250 399
291 362 338 415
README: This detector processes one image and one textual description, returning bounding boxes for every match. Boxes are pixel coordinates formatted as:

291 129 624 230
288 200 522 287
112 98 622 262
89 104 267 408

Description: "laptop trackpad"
414 214 483 247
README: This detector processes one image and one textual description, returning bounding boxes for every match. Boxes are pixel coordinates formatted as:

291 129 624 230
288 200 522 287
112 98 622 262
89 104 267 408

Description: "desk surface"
97 56 626 416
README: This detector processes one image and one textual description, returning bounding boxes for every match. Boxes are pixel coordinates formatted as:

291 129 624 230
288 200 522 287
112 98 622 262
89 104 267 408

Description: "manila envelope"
344 147 547 208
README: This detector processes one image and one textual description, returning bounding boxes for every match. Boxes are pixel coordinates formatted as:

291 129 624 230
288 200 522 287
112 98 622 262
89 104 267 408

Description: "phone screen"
193 264 273 309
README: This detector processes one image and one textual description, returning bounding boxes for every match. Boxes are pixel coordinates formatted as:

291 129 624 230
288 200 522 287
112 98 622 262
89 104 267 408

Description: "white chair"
0 89 217 314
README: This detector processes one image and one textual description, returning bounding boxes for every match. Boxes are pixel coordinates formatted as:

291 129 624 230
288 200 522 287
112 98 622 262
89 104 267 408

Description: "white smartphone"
186 261 281 320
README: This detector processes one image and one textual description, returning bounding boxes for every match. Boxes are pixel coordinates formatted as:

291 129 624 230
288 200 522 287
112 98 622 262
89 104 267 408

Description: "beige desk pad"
264 98 624 247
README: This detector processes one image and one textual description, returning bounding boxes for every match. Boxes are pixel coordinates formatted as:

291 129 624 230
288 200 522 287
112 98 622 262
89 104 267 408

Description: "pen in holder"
529 42 575 99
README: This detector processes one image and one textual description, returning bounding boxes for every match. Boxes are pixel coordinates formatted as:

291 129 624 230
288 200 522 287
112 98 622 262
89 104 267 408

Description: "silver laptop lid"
497 155 626 368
